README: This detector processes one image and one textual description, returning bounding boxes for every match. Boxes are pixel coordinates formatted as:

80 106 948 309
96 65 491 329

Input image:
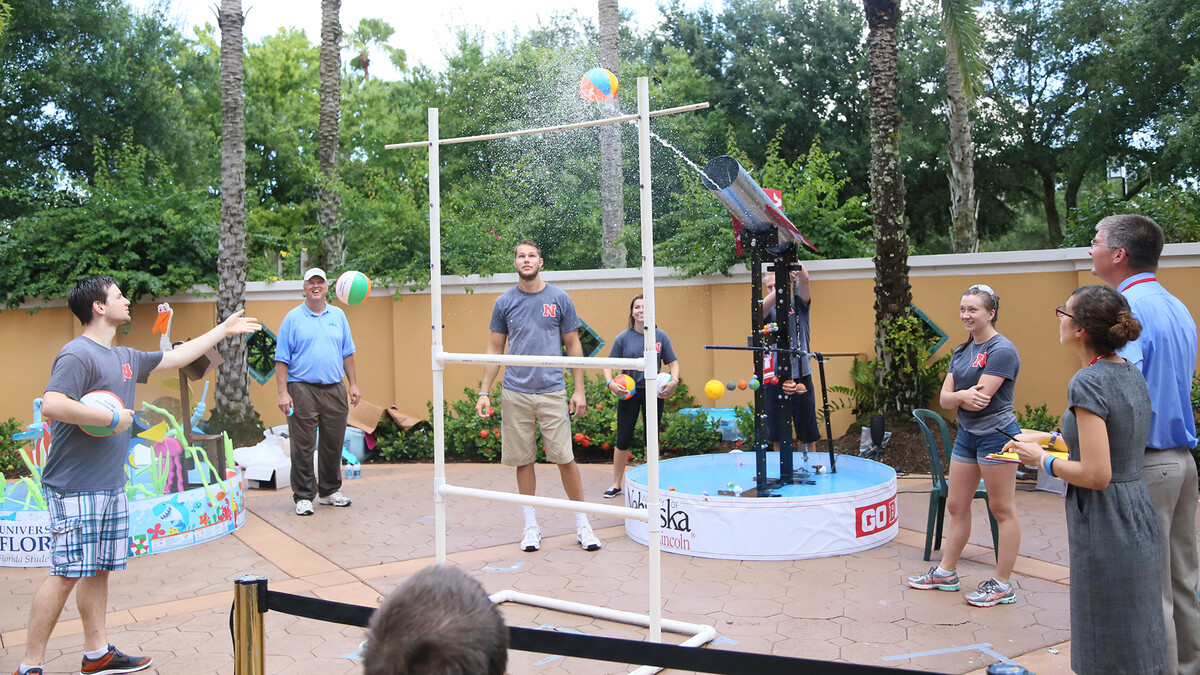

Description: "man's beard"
518 268 538 282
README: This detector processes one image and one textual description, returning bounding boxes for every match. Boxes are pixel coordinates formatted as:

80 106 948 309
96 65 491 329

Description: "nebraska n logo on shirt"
542 304 557 317
122 363 133 381
972 353 987 368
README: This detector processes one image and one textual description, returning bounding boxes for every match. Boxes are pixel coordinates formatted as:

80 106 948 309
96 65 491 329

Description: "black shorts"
615 393 665 450
763 373 820 444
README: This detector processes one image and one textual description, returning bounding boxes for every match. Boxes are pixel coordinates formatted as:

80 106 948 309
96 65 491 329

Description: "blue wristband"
109 409 120 430
1042 454 1056 478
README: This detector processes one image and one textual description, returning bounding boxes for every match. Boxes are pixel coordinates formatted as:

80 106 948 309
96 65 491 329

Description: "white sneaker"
577 523 602 551
295 499 314 516
520 525 542 552
318 491 351 507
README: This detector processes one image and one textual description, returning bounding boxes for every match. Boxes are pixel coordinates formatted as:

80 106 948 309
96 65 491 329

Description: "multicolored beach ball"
335 271 372 306
580 67 618 103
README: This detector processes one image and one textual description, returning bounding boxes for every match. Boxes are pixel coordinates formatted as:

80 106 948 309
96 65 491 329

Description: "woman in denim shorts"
907 284 1022 608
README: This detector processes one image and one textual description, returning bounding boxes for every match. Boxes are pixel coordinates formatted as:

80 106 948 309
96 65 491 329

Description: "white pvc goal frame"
387 77 715 669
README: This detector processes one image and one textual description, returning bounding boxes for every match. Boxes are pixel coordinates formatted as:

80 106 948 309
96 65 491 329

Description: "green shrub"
1 417 29 474
367 374 710 465
372 411 435 462
659 410 722 455
1017 403 1060 432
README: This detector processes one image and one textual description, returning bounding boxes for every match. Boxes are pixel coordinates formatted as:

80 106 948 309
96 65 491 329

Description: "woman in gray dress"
1010 284 1166 674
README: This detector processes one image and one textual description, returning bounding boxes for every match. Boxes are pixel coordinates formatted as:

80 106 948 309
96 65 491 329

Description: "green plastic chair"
912 409 1000 562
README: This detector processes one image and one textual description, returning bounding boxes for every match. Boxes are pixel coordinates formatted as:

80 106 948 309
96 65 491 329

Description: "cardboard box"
348 399 385 433
244 460 291 490
386 406 428 431
179 346 223 381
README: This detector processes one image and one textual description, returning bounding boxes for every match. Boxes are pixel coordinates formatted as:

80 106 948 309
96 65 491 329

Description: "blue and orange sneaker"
964 578 1017 607
906 566 961 591
80 645 152 674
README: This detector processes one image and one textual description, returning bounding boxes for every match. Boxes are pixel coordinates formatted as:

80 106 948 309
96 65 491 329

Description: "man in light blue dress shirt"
1091 214 1200 675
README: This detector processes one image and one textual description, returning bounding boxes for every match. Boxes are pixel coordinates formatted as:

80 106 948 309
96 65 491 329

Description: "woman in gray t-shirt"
600 295 679 499
1011 285 1166 674
907 284 1023 608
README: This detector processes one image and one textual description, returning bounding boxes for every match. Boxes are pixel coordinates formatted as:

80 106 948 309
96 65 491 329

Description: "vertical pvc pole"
233 575 265 675
428 108 448 564
636 76 662 643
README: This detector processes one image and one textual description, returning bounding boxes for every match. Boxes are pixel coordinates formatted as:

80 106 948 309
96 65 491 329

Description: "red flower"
581 439 591 447
493 428 500 436
480 429 489 438
602 443 610 450
147 523 166 539
573 432 584 442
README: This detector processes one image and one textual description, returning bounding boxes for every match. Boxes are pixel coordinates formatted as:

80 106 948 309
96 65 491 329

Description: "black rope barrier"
239 587 942 675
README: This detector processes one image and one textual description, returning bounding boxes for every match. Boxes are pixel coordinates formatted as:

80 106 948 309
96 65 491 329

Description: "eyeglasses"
1090 239 1112 249
1055 306 1073 319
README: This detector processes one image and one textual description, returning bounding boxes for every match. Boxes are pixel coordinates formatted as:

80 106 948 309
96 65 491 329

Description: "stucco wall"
3 244 1198 440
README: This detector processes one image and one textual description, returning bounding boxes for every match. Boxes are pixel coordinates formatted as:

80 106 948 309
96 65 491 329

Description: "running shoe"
295 499 314 516
318 491 351 507
577 523 602 551
906 566 961 591
14 667 43 675
964 578 1017 607
520 525 542 552
80 645 152 674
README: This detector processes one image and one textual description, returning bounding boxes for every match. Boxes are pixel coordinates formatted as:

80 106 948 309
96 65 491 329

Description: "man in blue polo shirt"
1091 214 1200 675
275 268 362 517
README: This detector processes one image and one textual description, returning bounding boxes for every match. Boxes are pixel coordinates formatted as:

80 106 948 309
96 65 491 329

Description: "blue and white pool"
623 452 898 560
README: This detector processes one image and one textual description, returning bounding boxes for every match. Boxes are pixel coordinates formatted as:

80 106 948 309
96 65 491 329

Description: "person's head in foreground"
362 565 508 675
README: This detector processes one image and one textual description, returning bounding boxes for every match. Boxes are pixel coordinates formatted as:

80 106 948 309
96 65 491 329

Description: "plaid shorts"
45 487 129 577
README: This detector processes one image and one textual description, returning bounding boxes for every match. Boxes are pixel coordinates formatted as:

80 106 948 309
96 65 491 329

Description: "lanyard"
1120 277 1157 292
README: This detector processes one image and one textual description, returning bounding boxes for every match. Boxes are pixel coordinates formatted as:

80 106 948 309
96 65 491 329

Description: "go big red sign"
855 495 897 537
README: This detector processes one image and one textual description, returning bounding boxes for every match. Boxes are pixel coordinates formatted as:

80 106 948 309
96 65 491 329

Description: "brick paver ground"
4 461 1175 674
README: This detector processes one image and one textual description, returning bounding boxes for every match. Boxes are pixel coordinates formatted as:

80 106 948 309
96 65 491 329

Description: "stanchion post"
233 574 266 675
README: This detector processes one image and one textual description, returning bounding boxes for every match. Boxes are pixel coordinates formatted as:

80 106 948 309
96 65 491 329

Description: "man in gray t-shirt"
474 240 600 554
15 275 260 675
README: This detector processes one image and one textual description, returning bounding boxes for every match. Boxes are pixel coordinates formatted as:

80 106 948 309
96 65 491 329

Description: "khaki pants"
1142 446 1200 675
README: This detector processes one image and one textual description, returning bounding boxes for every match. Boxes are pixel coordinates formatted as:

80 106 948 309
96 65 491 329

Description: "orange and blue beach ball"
580 67 618 103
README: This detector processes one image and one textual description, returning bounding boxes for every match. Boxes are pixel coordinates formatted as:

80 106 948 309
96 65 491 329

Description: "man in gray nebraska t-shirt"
474 240 600 553
15 275 260 675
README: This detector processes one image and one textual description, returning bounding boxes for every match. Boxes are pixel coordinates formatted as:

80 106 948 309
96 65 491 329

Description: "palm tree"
317 0 343 268
216 0 255 430
345 18 406 82
863 0 915 414
942 0 986 253
598 0 625 268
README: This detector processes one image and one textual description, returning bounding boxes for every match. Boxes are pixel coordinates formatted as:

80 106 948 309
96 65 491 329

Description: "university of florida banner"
1 472 245 568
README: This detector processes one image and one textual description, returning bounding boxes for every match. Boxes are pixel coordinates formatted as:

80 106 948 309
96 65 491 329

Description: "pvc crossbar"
436 350 642 370
395 79 707 648
439 484 646 521
384 102 709 150
491 590 716 675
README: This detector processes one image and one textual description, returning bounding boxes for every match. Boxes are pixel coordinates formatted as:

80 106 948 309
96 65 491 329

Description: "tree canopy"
1 0 1196 308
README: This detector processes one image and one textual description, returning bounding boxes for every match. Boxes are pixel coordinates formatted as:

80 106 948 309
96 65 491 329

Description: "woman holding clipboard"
1008 285 1166 674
